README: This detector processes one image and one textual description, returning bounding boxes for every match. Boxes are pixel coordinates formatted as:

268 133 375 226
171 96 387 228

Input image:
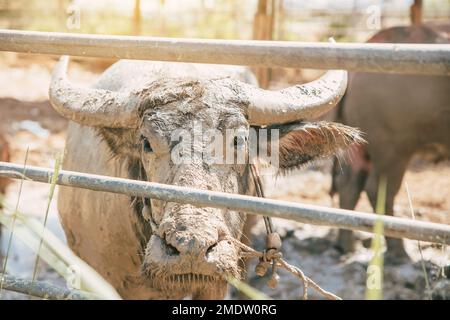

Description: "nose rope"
249 164 281 287
139 163 159 234
249 164 274 234
226 236 341 300
247 164 341 300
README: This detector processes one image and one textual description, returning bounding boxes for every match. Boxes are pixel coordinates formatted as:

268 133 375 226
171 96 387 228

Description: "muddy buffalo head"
49 56 363 298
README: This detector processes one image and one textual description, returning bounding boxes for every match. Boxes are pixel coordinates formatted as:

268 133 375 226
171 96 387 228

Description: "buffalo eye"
141 136 153 153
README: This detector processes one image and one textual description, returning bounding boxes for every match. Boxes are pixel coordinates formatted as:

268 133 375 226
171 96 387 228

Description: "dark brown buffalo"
330 25 450 261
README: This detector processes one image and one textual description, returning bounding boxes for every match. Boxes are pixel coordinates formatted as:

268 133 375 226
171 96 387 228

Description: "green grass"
226 275 272 300
32 153 62 282
365 175 386 300
0 148 29 298
0 152 121 300
0 199 121 299
405 182 432 300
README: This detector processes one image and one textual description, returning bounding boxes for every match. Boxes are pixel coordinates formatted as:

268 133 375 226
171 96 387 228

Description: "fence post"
132 0 141 35
410 0 423 26
252 0 275 88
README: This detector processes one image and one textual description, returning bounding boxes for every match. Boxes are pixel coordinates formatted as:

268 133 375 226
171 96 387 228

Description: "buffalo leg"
365 160 410 262
334 160 369 252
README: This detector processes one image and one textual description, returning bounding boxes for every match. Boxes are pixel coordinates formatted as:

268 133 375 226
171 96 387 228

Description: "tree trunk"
252 0 275 88
132 0 141 35
410 0 423 26
276 0 284 40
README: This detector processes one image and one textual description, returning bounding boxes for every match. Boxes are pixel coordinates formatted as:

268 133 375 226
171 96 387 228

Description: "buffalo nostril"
205 242 219 256
164 241 180 256
160 230 180 256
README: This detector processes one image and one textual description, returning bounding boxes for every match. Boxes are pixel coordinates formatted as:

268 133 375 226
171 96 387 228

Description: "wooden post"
252 0 275 88
276 0 285 40
410 0 423 26
132 0 141 35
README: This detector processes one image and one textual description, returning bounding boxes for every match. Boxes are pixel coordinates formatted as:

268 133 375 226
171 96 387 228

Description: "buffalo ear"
266 121 365 174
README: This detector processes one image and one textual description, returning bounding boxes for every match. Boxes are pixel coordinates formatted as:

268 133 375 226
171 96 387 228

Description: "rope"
249 164 274 234
228 236 342 300
246 163 341 300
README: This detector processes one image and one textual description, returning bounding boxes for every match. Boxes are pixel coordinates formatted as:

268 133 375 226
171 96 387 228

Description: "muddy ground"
0 54 448 300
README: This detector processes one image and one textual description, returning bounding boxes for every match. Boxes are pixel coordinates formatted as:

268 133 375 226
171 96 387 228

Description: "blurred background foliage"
0 0 449 88
0 0 448 42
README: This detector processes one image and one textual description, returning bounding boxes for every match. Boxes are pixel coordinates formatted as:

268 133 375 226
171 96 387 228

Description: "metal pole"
0 29 449 75
0 274 93 300
0 161 449 245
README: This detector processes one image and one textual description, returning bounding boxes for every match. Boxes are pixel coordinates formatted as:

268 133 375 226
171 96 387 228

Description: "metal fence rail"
0 29 449 75
0 161 449 245
0 275 92 300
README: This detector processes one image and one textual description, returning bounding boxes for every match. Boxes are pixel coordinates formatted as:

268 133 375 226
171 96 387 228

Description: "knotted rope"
247 164 341 300
227 236 342 300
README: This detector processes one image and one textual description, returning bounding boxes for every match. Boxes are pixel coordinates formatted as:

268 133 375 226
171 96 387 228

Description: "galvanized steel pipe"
0 275 92 300
0 29 449 75
0 161 449 245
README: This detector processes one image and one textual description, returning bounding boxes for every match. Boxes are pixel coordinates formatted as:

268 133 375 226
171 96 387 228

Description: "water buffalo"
49 56 362 299
330 25 450 260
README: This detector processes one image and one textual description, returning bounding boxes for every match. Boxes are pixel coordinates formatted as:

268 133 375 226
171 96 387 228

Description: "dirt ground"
0 53 448 300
